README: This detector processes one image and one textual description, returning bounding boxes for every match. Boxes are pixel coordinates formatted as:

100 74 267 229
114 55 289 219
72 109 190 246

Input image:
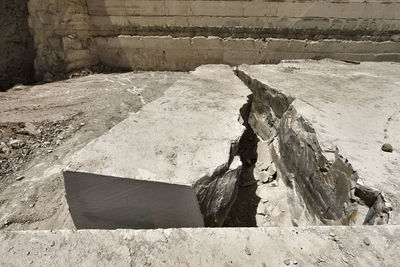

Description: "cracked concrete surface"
238 59 400 225
64 65 250 229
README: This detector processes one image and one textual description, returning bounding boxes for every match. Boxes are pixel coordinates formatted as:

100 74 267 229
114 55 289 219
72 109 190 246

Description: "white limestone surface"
64 65 250 229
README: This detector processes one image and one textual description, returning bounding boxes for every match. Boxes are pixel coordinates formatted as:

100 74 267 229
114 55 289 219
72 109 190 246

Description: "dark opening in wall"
0 0 34 92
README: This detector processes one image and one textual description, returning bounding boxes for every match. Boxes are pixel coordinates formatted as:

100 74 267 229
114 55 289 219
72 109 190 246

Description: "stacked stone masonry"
2 0 400 87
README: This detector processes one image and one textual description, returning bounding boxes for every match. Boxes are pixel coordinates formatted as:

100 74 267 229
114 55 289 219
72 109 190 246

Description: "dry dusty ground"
0 71 187 230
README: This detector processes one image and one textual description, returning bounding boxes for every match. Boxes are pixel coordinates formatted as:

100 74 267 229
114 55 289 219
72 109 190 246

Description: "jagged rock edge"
193 112 245 227
235 67 390 225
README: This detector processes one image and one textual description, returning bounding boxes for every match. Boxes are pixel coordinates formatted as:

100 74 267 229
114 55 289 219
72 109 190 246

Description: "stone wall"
0 0 34 91
95 36 400 71
88 0 400 41
21 0 400 79
27 0 92 81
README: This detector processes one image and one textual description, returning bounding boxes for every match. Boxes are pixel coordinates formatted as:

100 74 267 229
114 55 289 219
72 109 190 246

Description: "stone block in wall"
63 36 83 50
94 36 400 72
65 49 90 63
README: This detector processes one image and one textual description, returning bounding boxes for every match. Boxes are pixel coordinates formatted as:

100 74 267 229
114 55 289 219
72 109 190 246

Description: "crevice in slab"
234 67 391 226
224 127 260 227
193 96 253 227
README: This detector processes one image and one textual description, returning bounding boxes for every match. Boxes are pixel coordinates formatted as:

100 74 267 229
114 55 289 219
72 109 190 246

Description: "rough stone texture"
0 0 34 91
94 36 400 72
1 226 400 266
27 0 92 81
88 0 400 41
64 65 250 229
238 59 400 225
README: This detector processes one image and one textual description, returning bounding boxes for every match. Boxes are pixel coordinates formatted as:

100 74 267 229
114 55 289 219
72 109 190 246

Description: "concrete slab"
64 65 250 229
1 225 400 266
0 71 187 231
238 60 400 225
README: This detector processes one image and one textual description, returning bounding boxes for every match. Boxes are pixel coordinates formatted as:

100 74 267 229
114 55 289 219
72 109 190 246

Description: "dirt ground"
0 71 187 230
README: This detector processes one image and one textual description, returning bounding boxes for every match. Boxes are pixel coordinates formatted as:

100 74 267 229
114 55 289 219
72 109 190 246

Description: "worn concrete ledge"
64 65 250 229
93 36 400 72
1 225 400 266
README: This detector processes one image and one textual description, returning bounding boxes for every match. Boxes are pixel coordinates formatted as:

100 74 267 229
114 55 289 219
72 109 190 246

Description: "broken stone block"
238 59 400 225
64 65 250 229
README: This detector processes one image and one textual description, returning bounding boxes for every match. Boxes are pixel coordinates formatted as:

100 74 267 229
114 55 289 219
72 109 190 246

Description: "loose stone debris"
0 117 83 190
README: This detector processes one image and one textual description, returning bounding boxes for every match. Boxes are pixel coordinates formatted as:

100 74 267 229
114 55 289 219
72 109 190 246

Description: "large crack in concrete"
63 65 249 229
234 67 391 226
62 63 392 229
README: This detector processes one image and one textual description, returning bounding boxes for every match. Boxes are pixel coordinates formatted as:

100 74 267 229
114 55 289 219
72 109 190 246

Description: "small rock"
363 237 371 246
260 163 277 183
1 219 9 228
17 122 37 136
15 176 24 181
245 246 251 255
293 260 298 265
283 259 291 265
9 139 24 149
0 142 9 154
47 149 53 153
268 180 278 187
381 143 393 153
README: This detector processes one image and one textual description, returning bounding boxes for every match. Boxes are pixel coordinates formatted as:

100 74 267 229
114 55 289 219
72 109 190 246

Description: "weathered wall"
88 0 400 41
27 0 92 81
95 36 400 71
24 0 400 79
0 0 34 91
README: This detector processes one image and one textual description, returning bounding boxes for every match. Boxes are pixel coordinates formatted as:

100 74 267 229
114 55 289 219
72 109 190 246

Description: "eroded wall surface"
0 0 34 91
27 0 91 81
88 0 400 40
